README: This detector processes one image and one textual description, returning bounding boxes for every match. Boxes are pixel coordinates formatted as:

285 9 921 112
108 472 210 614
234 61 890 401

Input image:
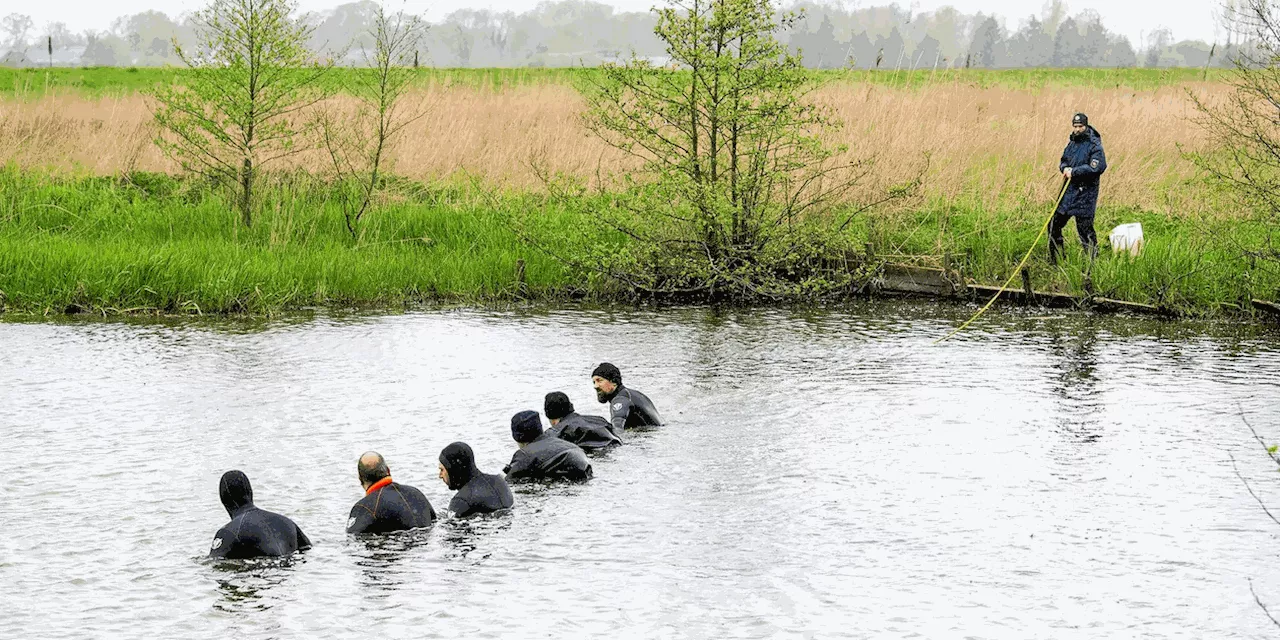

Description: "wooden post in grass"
1020 266 1034 305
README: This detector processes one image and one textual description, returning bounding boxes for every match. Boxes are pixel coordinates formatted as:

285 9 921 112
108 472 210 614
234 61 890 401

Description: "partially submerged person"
591 362 663 433
543 391 622 450
209 470 311 559
503 410 593 482
346 451 436 535
438 441 514 518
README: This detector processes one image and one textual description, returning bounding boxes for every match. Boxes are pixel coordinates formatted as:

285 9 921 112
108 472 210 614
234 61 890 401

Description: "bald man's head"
357 451 391 489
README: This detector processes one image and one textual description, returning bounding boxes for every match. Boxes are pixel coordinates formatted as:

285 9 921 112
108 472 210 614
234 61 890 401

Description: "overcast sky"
22 0 1224 48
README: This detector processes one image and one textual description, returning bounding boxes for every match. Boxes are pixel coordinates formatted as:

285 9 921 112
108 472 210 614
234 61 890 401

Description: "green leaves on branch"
317 6 428 241
148 0 331 227
551 0 908 301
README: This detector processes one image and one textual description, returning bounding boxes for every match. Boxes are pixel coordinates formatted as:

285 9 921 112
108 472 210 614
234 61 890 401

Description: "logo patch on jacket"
1090 159 1099 169
613 402 622 411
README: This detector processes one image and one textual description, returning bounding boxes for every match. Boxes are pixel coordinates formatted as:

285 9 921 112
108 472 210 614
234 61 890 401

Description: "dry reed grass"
0 80 1234 216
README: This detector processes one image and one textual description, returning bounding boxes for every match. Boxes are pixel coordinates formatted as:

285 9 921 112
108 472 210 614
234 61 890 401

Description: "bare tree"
1187 0 1280 273
149 0 330 227
1229 412 1280 631
2 13 34 54
319 4 428 240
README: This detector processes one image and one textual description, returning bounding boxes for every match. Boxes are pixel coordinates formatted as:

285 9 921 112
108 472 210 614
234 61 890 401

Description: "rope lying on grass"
933 178 1071 345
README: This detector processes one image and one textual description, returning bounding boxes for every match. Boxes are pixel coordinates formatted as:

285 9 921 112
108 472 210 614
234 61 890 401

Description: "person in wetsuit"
209 470 311 559
543 391 622 450
591 362 663 433
346 451 436 534
503 410 593 482
438 441 514 518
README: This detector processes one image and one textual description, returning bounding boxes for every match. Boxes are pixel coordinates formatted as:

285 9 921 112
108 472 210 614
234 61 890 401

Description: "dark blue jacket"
1056 125 1107 218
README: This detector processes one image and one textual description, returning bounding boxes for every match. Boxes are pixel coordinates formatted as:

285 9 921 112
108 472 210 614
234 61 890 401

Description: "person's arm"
1072 140 1107 178
449 493 472 518
208 527 232 558
609 392 633 435
1059 146 1070 173
296 523 312 550
505 450 533 480
346 503 372 535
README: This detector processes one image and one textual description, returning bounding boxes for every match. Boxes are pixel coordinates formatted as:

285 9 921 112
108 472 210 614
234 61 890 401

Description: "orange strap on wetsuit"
366 476 393 495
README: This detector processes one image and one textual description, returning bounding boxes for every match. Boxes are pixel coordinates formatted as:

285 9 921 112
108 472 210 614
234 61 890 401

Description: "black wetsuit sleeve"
449 493 472 517
609 393 633 434
347 501 374 534
505 450 534 480
295 524 312 550
208 526 234 558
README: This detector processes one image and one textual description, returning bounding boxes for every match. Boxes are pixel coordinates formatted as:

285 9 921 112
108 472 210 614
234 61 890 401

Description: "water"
2 301 1279 639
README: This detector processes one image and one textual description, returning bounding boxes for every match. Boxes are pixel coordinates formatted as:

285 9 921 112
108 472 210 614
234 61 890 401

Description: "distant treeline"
0 0 1243 69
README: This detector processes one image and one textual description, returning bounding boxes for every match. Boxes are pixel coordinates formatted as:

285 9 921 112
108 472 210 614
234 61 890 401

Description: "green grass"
0 66 1233 100
2 166 1275 317
0 168 597 314
847 196 1280 315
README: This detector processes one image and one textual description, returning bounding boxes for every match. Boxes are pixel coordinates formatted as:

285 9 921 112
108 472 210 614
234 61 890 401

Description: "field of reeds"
2 67 1278 316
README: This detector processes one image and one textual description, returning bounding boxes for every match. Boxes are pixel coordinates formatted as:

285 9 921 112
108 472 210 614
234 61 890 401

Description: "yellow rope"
933 178 1071 345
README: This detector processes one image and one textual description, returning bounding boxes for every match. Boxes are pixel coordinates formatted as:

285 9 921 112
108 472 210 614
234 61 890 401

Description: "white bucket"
1109 223 1144 256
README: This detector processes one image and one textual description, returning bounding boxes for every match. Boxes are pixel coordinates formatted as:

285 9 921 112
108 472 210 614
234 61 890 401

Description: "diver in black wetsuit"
347 452 436 534
438 442 514 518
209 470 311 559
591 362 663 433
503 410 593 482
543 391 622 450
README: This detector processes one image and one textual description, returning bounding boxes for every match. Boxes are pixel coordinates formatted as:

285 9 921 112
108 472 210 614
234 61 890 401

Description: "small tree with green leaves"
150 0 329 227
318 4 428 240
1187 0 1280 293
530 0 912 300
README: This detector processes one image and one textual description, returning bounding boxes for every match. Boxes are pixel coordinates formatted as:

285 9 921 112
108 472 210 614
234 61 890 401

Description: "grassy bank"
0 169 594 314
2 169 1276 316
2 66 1274 317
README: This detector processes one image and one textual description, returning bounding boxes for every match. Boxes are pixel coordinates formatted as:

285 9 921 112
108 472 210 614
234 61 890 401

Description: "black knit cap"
591 362 622 386
544 392 574 420
511 410 543 443
1072 112 1088 126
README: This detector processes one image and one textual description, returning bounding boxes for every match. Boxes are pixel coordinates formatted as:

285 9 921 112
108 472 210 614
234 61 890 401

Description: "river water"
1 301 1279 639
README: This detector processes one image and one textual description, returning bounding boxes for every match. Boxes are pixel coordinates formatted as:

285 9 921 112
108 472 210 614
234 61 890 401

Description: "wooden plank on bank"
1252 299 1280 318
1091 297 1170 316
881 263 961 297
966 284 1079 308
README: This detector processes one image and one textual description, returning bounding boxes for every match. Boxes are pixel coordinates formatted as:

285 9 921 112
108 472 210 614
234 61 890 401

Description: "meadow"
1 66 1276 316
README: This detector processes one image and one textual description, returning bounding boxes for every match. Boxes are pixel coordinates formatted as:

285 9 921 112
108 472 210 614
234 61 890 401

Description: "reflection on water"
209 555 303 614
1 301 1279 639
1047 320 1103 446
350 528 433 597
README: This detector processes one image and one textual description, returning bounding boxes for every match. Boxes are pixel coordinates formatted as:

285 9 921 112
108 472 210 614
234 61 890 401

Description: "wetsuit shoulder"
391 483 436 525
209 522 238 558
211 509 305 558
347 493 378 534
485 473 515 509
629 388 663 426
608 391 633 434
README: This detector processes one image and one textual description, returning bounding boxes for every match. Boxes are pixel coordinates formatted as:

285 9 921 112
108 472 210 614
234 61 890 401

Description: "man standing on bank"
1050 112 1107 265
591 362 663 434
